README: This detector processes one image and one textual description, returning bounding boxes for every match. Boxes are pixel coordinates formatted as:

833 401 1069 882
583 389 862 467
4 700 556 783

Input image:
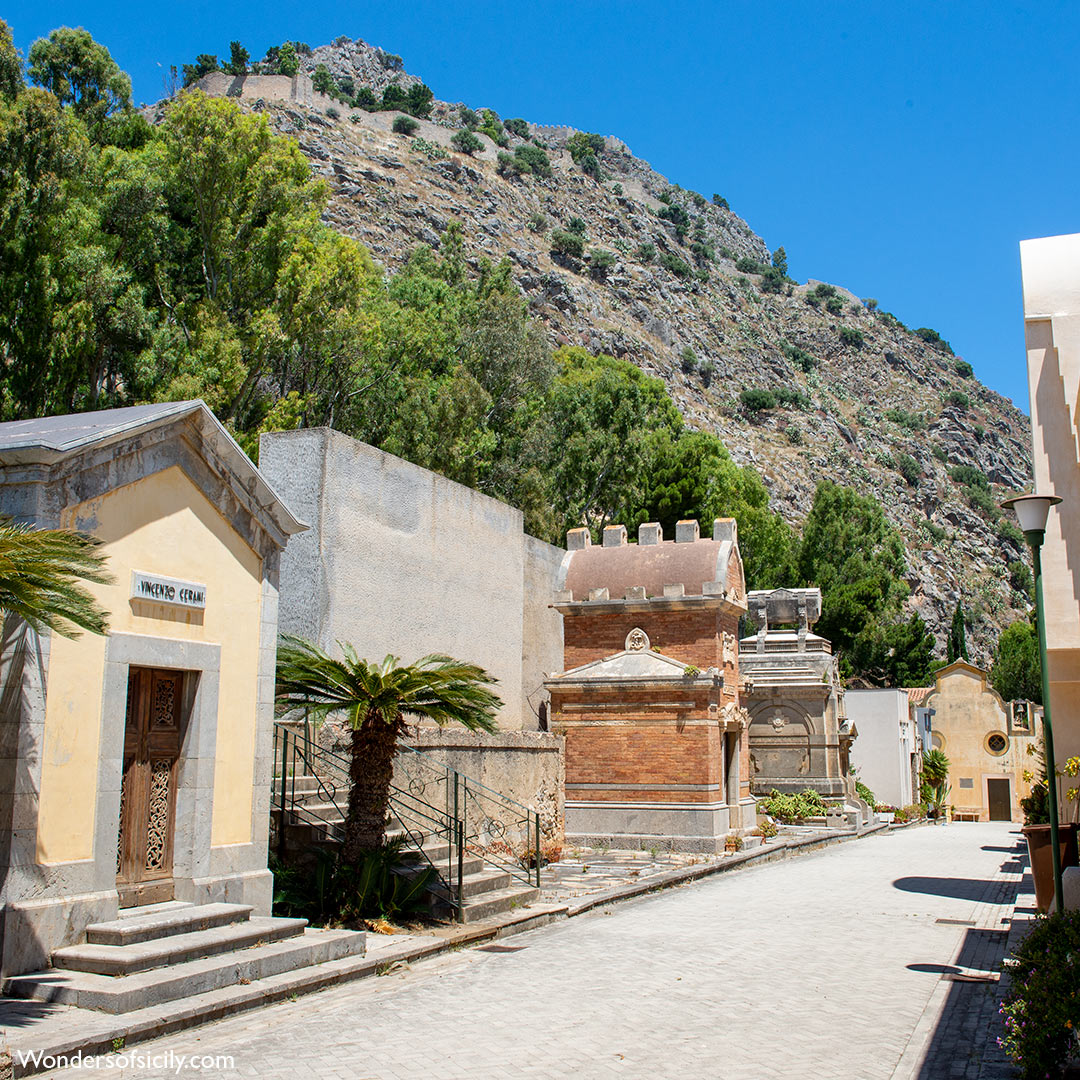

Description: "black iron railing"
271 721 541 918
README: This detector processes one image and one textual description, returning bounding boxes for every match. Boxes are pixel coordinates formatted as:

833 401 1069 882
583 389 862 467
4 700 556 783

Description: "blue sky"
12 1 1079 411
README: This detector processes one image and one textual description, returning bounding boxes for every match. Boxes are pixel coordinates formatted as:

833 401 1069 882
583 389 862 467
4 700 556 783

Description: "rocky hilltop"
198 38 1033 664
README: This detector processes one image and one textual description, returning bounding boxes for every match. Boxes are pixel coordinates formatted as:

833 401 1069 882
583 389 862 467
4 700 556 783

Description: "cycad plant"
921 748 951 819
0 519 112 637
275 636 501 860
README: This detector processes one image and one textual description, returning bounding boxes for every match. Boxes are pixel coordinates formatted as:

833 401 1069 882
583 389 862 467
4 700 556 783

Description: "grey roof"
0 400 307 536
0 401 201 455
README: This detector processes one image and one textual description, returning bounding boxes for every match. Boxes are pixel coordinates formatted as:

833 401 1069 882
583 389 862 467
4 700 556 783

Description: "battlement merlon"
745 587 822 634
554 518 747 617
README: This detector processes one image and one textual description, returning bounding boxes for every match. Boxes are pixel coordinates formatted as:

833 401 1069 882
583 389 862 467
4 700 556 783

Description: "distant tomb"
739 588 855 801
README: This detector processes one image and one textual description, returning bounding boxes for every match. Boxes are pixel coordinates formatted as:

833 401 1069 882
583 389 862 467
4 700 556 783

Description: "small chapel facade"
545 519 755 852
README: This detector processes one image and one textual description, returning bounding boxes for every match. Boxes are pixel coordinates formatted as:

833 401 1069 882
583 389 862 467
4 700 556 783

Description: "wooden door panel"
117 667 184 905
987 778 1012 821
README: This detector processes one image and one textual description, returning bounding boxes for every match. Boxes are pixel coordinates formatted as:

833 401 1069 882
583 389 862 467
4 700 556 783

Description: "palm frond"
275 635 502 733
0 519 113 638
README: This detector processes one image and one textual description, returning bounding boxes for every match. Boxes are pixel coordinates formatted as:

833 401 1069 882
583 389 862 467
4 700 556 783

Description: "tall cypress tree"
948 600 968 663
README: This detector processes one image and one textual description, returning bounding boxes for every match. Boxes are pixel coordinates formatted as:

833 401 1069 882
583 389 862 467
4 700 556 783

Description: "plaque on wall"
130 571 207 610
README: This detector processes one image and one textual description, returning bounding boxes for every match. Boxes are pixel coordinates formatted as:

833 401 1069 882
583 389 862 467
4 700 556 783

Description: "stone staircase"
4 900 365 1014
283 774 540 922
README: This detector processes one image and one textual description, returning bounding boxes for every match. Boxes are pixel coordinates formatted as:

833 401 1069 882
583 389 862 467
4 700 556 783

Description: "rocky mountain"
203 37 1033 665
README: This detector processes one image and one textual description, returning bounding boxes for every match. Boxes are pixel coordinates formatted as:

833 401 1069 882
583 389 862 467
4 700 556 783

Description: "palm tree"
275 635 502 861
0 518 112 637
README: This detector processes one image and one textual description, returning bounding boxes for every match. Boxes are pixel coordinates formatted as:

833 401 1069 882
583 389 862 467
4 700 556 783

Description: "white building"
846 689 918 808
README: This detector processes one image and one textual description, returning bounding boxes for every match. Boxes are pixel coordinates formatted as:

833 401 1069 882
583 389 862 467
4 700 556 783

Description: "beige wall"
927 664 1038 821
260 429 565 730
38 466 263 863
1021 233 1080 784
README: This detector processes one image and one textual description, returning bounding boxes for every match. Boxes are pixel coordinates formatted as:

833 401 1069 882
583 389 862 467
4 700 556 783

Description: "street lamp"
1002 492 1063 912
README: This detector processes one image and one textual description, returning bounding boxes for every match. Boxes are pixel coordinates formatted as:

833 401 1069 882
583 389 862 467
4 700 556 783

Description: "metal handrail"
271 721 543 916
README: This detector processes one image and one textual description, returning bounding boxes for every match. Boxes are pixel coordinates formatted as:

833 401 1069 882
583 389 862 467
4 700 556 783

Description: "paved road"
43 823 1024 1080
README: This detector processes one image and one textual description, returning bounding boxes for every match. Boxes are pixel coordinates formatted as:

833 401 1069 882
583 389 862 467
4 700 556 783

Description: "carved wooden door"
116 667 184 907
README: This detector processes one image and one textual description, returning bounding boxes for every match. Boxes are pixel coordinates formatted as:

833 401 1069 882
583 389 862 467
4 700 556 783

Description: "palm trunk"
343 715 399 861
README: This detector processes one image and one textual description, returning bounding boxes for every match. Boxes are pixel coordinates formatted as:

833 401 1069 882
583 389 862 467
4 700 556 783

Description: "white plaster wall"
846 690 911 808
261 429 564 729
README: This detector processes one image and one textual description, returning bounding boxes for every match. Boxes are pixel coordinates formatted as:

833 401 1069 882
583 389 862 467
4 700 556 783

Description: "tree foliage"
947 600 968 663
991 620 1041 703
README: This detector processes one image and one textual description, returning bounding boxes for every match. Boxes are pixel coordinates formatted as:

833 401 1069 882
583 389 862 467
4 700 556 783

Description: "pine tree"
948 600 968 663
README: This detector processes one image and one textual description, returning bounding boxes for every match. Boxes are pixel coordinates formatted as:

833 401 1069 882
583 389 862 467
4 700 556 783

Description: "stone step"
5 927 366 1014
87 903 253 946
115 899 194 921
459 885 540 924
55 916 307 976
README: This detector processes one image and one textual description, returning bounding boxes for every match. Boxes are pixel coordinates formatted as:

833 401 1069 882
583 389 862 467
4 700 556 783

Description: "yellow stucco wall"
37 465 263 864
928 664 1037 821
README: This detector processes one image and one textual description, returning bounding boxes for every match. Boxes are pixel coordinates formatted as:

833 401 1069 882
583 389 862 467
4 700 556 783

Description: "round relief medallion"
625 627 650 652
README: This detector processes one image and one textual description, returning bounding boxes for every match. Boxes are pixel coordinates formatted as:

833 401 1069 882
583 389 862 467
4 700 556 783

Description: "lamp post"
1002 492 1063 912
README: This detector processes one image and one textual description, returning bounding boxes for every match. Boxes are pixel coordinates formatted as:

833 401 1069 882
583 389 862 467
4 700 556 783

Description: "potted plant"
922 749 951 823
1021 745 1080 911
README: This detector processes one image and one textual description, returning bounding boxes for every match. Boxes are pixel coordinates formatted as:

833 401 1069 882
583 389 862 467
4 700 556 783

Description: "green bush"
997 518 1025 547
931 442 949 463
588 248 615 276
458 106 479 128
353 87 378 110
806 283 843 315
659 252 692 279
1000 909 1080 1078
550 229 585 259
699 360 716 386
773 386 810 410
740 387 777 412
404 83 434 118
451 129 484 156
636 242 656 263
955 359 974 378
757 788 828 824
950 464 989 490
271 840 435 925
326 106 340 120
838 326 865 348
567 131 605 162
915 326 954 354
946 389 970 409
312 64 334 96
884 408 925 430
680 346 698 374
513 143 552 177
784 344 817 372
567 217 587 237
759 266 785 293
712 193 729 209
1008 559 1033 595
504 117 530 138
785 425 803 446
920 519 948 542
659 204 691 239
528 212 548 234
735 255 764 274
392 114 419 136
611 182 623 196
855 781 877 809
895 453 922 486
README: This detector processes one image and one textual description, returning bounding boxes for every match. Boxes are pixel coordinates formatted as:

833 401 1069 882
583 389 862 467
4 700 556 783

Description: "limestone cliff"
190 38 1033 665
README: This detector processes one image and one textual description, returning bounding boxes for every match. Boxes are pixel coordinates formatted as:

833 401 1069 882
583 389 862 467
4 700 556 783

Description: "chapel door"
987 777 1012 822
116 667 185 907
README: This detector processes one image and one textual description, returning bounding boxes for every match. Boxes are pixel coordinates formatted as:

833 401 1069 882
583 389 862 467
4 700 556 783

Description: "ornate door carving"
116 667 184 906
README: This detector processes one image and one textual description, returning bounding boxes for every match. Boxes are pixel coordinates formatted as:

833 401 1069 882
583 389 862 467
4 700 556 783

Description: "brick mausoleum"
545 519 755 852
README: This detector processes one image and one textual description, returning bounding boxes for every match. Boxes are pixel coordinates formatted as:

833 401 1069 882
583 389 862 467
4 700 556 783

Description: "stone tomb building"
546 520 755 852
0 402 305 977
739 588 855 801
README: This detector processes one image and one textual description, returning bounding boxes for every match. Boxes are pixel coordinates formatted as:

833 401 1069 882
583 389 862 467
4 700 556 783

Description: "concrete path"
31 822 1024 1080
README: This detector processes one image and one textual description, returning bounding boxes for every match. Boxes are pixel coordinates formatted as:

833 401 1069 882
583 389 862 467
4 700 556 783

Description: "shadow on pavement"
893 876 1003 901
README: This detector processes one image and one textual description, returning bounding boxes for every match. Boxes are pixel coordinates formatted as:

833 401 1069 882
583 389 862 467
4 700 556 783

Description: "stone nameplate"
131 571 207 610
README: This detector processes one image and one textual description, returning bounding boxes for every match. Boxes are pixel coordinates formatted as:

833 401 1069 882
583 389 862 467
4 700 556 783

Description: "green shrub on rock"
740 388 777 412
550 229 585 260
392 114 419 136
451 129 484 156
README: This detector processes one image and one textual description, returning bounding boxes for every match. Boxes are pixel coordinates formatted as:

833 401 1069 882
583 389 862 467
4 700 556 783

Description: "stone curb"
3 824 889 1076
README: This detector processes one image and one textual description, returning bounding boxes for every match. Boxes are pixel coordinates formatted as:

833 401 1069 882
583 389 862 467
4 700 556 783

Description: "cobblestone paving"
39 823 1025 1080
